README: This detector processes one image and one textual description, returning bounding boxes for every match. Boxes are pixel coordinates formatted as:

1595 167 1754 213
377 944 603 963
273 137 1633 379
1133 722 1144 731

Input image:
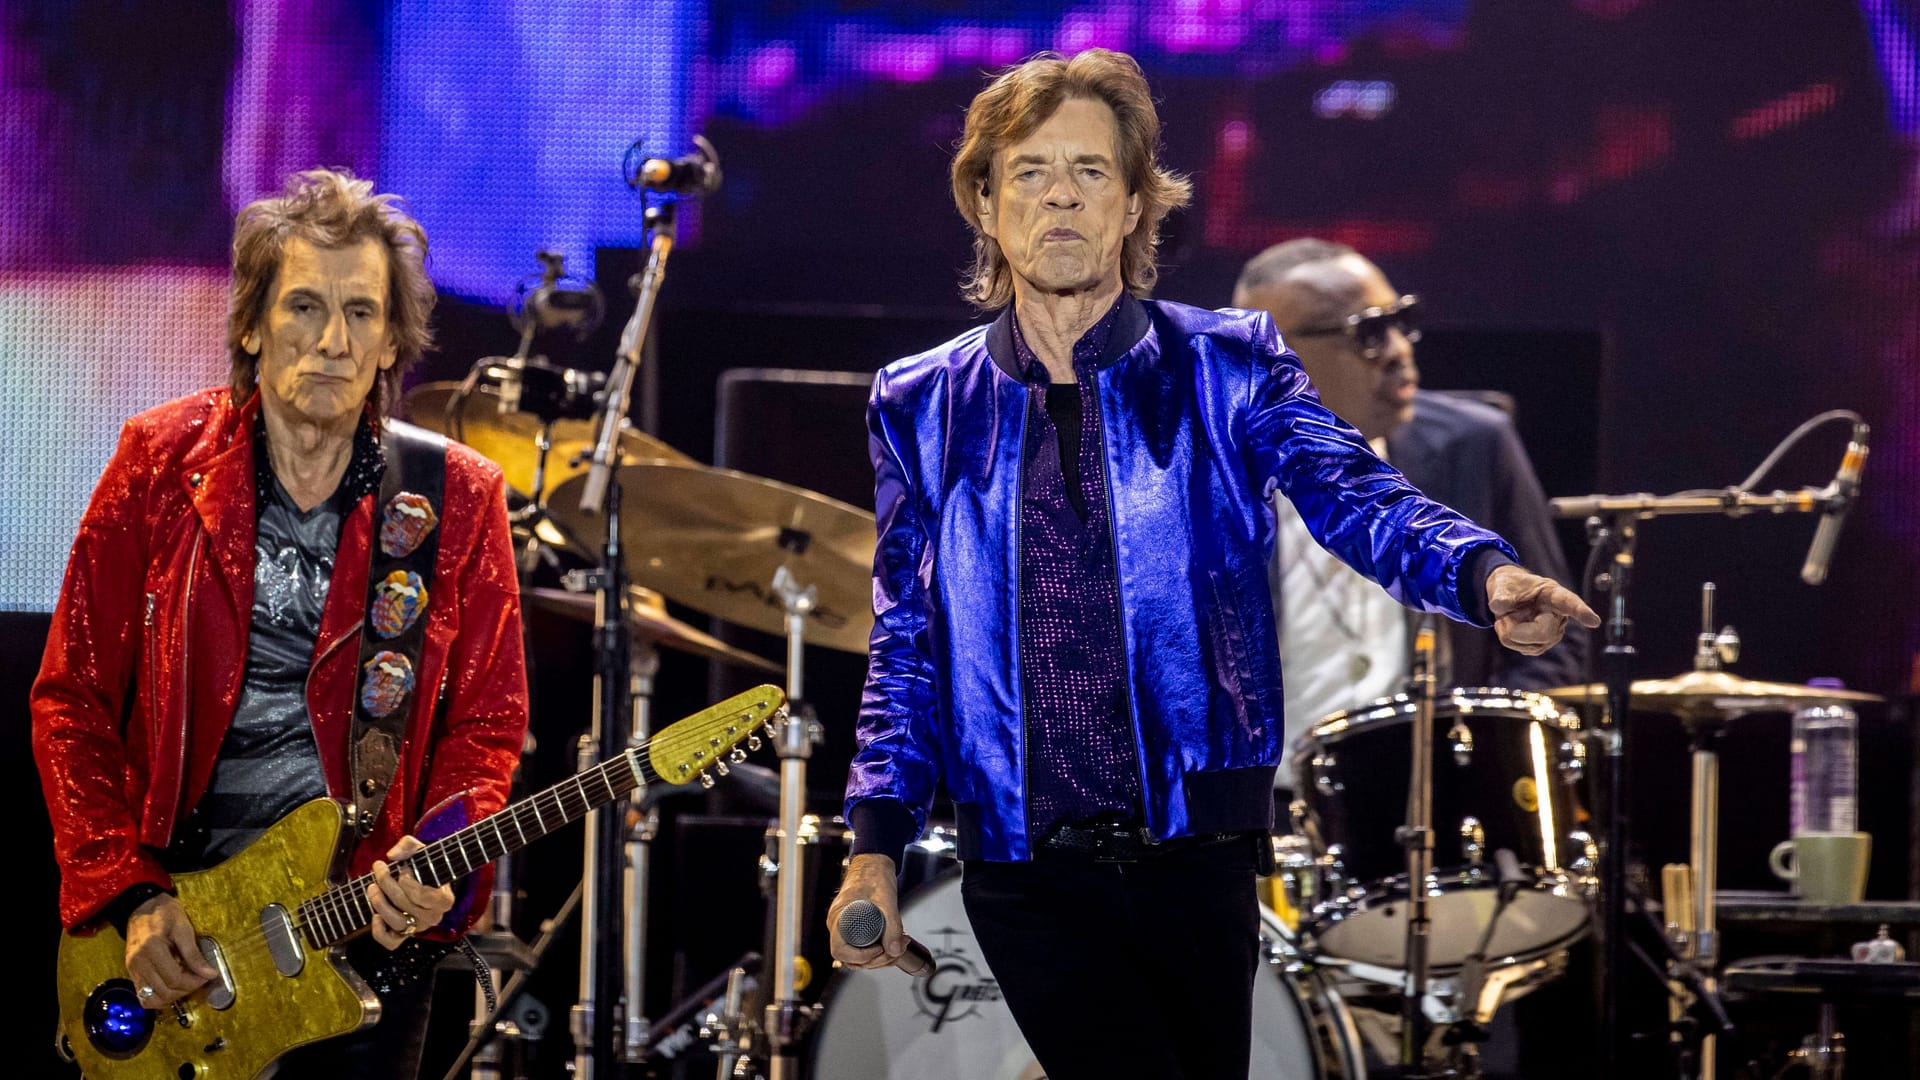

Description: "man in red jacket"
32 168 528 1077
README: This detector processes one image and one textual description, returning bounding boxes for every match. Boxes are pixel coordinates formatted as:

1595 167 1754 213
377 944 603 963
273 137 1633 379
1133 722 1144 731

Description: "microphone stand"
570 194 677 1080
1551 482 1846 1072
1398 618 1440 1077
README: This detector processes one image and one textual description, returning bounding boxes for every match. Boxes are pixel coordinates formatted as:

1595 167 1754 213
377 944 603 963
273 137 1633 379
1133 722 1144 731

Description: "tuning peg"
699 772 716 789
730 747 748 763
715 760 731 776
763 722 779 739
747 735 762 752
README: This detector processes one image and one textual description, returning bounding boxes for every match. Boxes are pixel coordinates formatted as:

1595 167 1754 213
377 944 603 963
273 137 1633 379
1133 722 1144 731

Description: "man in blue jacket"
827 49 1597 1079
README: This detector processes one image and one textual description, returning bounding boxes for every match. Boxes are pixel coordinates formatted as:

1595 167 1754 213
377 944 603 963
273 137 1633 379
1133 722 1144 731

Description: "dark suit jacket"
1389 390 1586 691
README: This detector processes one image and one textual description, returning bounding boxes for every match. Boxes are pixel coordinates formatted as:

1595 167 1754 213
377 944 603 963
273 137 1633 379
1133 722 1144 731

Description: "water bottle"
1790 689 1858 836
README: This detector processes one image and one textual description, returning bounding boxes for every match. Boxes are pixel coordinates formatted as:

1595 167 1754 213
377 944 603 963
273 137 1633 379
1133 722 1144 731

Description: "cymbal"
521 585 782 675
404 380 692 500
543 461 876 653
1544 669 1882 716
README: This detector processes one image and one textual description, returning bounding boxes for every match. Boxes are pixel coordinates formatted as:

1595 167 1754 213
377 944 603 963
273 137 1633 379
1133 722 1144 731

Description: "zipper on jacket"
1015 383 1033 855
164 534 203 846
305 619 361 801
1086 368 1151 845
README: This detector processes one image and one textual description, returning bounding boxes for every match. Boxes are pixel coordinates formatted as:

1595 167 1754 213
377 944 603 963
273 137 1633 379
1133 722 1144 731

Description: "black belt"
1037 824 1248 863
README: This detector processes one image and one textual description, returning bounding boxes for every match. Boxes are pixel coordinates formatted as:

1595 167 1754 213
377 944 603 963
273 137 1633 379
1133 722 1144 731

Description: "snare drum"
1292 689 1596 972
807 875 1366 1078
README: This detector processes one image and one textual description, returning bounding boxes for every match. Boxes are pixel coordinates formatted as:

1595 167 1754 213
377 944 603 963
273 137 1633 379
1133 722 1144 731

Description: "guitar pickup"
197 936 235 1010
262 903 305 977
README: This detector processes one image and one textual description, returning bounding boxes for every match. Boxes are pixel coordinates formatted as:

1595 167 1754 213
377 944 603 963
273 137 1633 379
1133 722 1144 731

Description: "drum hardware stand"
623 640 662 1060
440 881 585 1080
1396 617 1446 1077
765 562 826 1080
1676 582 1741 1079
708 964 761 1079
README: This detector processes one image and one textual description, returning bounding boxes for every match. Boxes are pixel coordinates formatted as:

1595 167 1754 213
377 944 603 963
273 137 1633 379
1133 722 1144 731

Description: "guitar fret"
531 793 548 834
491 816 510 859
602 763 619 803
513 807 529 847
320 895 342 944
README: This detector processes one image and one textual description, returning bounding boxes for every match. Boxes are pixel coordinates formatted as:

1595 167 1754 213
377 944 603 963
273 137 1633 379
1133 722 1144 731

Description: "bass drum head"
807 873 1355 1079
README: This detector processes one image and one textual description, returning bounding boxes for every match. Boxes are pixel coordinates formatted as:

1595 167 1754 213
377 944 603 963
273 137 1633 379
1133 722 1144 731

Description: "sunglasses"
1289 294 1422 360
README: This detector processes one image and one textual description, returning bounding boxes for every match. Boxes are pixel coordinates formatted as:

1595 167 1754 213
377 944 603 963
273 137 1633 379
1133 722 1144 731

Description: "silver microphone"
836 899 933 977
1800 423 1869 586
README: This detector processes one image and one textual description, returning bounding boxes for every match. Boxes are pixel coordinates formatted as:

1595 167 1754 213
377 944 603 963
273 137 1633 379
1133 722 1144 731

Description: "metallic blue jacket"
847 296 1516 861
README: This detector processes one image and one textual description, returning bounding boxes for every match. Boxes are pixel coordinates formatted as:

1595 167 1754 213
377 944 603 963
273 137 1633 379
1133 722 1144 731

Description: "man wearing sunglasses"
1233 238 1586 757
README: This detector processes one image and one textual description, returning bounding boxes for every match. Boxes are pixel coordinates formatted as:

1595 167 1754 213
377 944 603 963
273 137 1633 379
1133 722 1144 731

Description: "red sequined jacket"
32 388 529 934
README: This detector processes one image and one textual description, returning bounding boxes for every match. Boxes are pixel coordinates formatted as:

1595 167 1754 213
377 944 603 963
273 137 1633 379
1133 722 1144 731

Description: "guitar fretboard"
295 690 779 947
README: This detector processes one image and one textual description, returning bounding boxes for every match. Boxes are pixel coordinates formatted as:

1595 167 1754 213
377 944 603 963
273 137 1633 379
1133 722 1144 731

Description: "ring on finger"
403 911 417 936
138 985 156 1000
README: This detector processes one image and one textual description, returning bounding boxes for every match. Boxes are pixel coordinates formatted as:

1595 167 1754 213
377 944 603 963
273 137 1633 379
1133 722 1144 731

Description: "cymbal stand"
766 563 824 1080
1671 582 1741 1078
1398 617 1443 1077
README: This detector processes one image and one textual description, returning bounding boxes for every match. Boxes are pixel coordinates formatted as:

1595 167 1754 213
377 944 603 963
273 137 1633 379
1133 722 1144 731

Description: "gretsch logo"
910 930 1003 1033
702 575 852 629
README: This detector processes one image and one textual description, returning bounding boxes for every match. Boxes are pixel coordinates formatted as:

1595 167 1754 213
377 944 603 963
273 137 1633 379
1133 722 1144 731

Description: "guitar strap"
348 419 448 838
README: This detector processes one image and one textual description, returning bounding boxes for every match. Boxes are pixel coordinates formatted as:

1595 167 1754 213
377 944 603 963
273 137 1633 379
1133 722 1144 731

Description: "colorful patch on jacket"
360 650 416 718
380 492 439 557
370 569 428 639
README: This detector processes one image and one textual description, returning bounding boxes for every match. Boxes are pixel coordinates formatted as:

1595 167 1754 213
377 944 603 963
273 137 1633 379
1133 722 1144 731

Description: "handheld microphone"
1800 422 1869 586
628 135 721 195
836 899 934 977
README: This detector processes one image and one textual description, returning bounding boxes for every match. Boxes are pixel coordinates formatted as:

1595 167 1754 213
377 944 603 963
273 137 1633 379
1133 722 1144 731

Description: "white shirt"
1271 438 1410 774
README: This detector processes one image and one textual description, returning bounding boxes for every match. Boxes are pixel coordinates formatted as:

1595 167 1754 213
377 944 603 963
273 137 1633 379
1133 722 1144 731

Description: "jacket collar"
984 290 1150 381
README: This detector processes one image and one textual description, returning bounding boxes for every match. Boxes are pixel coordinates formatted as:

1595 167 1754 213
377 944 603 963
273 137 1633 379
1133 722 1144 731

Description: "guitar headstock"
647 684 789 788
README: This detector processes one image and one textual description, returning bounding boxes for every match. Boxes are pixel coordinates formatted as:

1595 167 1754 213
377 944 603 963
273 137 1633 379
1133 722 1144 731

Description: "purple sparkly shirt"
1012 296 1144 837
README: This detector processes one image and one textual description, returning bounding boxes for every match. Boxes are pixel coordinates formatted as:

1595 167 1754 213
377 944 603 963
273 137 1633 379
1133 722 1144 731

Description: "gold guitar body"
57 799 377 1080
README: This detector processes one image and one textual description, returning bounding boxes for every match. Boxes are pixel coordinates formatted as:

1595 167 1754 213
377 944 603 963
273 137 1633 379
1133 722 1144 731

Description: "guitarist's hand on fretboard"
125 893 218 1008
367 834 456 949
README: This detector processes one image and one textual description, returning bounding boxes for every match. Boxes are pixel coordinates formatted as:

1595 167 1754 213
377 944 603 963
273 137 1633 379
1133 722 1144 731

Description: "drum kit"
414 245 1884 1078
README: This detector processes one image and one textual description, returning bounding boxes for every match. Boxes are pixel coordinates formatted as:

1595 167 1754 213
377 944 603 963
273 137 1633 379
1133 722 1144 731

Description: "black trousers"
959 835 1262 1080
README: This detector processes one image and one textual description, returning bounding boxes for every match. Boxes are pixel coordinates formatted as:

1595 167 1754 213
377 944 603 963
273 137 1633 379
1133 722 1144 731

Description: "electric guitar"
54 684 788 1080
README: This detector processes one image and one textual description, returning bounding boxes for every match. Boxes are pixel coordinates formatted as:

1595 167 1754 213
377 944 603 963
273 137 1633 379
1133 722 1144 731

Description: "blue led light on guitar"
82 980 154 1058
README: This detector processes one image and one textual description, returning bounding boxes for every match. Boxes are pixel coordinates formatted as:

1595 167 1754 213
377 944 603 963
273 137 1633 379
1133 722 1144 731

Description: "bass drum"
807 873 1366 1079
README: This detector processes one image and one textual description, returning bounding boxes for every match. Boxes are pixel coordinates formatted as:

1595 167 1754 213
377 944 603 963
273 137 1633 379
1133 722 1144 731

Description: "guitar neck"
298 746 656 947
